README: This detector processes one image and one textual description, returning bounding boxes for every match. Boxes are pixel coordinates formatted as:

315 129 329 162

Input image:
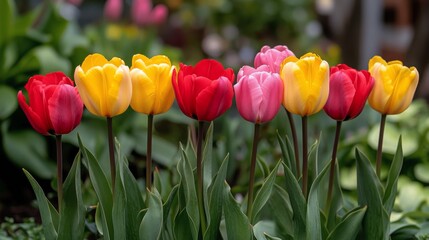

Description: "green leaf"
204 156 229 240
2 122 55 179
383 137 403 214
253 220 277 240
306 163 329 240
251 161 280 223
176 145 199 239
174 209 194 240
223 183 252 240
23 169 58 239
268 184 294 240
78 136 113 239
282 162 306 239
355 148 389 240
112 158 126 240
414 163 429 183
327 206 367 240
277 132 297 177
140 189 163 240
307 139 320 193
0 85 17 119
0 0 15 44
368 123 417 156
58 153 85 240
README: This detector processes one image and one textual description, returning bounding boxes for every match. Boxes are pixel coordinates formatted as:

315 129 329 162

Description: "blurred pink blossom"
132 0 168 26
104 0 123 21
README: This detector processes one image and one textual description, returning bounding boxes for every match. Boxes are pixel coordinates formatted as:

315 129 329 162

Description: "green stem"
56 134 63 212
107 117 116 193
246 123 261 220
376 114 387 178
197 121 207 236
285 109 300 176
146 114 154 190
302 116 308 199
325 121 342 214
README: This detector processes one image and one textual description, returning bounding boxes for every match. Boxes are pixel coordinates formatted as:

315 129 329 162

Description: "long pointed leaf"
327 206 367 240
140 189 163 240
277 132 297 177
223 183 252 240
383 137 403 214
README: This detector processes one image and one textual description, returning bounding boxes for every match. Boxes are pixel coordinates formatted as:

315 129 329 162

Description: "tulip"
324 64 374 121
368 56 419 115
172 59 235 122
17 72 83 135
172 59 234 233
254 45 299 176
75 53 132 191
254 45 295 73
132 0 168 26
280 52 329 198
18 72 83 211
74 53 132 118
322 64 374 214
235 65 283 123
104 0 123 21
367 56 419 177
130 54 175 115
130 54 175 189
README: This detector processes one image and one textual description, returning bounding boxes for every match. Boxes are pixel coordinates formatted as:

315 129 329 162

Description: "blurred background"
1 0 429 235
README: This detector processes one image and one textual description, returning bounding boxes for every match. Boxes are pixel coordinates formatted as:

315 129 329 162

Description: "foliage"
0 217 44 239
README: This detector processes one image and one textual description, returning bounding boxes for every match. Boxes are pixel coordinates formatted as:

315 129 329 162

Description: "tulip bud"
254 45 295 73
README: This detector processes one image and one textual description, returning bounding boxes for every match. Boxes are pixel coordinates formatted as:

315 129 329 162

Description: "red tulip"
324 64 374 121
172 59 235 121
17 72 83 135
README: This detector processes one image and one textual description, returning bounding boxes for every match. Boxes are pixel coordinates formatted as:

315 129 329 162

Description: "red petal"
196 77 233 121
324 71 356 121
194 59 226 80
17 91 49 135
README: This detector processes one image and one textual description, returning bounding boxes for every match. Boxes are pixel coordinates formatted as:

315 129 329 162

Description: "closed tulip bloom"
280 53 330 116
235 65 283 123
324 64 374 121
254 45 295 73
130 54 175 115
74 53 132 117
368 56 419 115
17 72 83 135
172 59 234 121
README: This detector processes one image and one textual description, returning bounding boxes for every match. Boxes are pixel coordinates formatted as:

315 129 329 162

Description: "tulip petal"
196 77 233 121
105 64 132 116
17 91 49 135
324 71 356 120
75 66 105 116
347 70 374 120
234 75 263 122
258 74 283 122
81 54 108 72
194 59 226 80
130 69 155 114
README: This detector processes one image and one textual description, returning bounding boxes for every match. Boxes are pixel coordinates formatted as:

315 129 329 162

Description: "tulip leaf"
326 206 367 240
383 137 403 214
251 161 280 223
277 132 297 177
174 208 194 240
268 184 294 240
306 162 329 240
78 136 113 239
253 220 277 240
0 0 14 45
112 159 126 240
140 189 163 240
2 122 55 179
307 139 320 192
0 85 17 120
23 169 58 240
223 183 253 240
325 162 344 231
58 153 85 240
355 148 389 240
282 161 306 239
176 144 199 239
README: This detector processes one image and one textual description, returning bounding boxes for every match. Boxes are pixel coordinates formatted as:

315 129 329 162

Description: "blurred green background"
1 0 428 235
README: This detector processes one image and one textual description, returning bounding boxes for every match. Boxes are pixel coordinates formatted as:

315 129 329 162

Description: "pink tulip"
324 64 374 121
132 0 168 26
254 45 295 73
234 65 283 123
104 0 123 21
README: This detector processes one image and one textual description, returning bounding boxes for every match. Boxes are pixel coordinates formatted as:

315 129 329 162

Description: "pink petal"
234 75 263 122
324 71 356 121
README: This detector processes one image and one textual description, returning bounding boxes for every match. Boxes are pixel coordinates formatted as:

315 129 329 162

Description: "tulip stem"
246 123 261 220
197 121 207 236
376 114 387 178
107 117 116 193
325 120 342 215
146 114 153 190
302 116 308 199
56 134 63 212
285 109 300 177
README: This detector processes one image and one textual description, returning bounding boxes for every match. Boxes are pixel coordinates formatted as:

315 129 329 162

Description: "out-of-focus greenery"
0 217 44 239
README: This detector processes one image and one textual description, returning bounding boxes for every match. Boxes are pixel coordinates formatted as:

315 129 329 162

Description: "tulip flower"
172 59 234 233
172 59 235 122
104 0 123 21
322 64 374 213
254 45 300 176
280 52 329 198
130 54 175 189
234 65 283 219
368 56 419 177
254 45 295 73
75 53 132 191
132 0 168 26
18 72 83 211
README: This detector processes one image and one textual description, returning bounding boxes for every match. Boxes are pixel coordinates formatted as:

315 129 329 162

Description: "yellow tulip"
74 53 132 117
130 54 175 115
368 56 419 115
280 53 330 116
